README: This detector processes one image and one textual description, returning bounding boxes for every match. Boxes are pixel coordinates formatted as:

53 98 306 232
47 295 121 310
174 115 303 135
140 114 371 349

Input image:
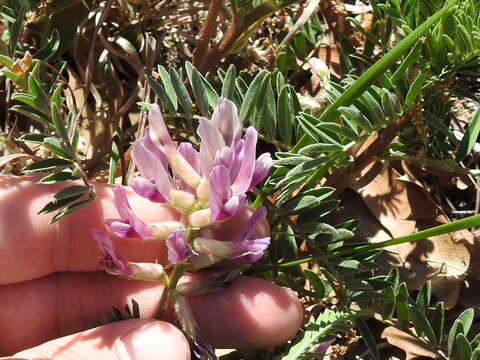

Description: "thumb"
4 319 190 360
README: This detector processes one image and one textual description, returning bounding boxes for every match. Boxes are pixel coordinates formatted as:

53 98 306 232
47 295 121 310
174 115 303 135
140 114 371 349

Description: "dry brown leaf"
0 153 38 171
381 326 439 359
347 161 474 307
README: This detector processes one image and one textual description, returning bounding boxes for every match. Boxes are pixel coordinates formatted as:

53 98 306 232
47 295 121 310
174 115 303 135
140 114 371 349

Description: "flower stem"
155 225 195 318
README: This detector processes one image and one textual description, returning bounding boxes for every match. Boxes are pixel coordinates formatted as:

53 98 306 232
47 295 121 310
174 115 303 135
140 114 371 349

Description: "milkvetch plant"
91 97 272 359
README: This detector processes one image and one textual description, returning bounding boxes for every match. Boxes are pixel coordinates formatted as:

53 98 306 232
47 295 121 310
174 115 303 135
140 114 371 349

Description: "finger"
7 319 190 360
0 274 302 355
0 175 175 284
0 176 268 284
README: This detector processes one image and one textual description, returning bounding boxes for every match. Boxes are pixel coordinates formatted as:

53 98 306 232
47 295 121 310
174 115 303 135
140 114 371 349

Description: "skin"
0 176 303 359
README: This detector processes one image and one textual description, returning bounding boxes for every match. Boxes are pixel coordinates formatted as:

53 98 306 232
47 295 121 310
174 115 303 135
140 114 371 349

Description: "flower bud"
170 151 201 188
189 209 213 228
170 190 196 210
151 221 184 240
196 177 209 201
128 262 167 282
193 237 231 257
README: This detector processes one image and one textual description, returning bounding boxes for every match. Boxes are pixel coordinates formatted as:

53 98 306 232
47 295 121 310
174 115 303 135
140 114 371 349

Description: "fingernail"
115 321 190 360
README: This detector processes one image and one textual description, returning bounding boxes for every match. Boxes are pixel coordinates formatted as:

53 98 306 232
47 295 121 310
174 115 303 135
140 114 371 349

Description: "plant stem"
264 213 480 270
193 0 224 68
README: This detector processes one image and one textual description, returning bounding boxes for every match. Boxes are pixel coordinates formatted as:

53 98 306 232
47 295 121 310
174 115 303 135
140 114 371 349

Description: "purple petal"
131 137 171 202
109 186 153 239
221 193 246 218
208 165 231 220
131 176 169 203
234 206 268 243
228 139 245 181
105 219 134 238
91 229 133 276
313 338 335 354
230 237 270 262
148 104 176 156
231 127 257 194
198 117 225 175
249 152 273 189
211 98 242 147
143 128 169 168
166 229 193 264
178 142 202 175
216 147 234 170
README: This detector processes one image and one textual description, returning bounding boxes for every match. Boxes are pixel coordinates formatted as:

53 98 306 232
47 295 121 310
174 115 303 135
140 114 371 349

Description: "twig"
193 0 224 68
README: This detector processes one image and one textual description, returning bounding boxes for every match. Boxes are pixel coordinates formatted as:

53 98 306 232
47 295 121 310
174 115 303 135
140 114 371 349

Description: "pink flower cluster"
91 98 272 279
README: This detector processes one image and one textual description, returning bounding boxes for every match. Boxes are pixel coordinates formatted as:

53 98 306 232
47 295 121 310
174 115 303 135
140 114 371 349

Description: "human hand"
0 175 303 359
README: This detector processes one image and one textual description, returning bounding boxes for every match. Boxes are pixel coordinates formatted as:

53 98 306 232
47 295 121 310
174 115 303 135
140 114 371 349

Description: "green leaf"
282 195 322 215
37 194 83 215
275 71 286 94
449 309 475 356
191 69 210 116
0 54 13 67
108 129 120 185
51 84 63 108
38 172 79 184
470 333 480 351
473 348 480 360
239 70 268 123
416 280 431 314
43 137 74 159
16 133 48 144
10 104 52 127
22 158 73 173
157 65 178 111
221 64 237 100
396 283 410 327
304 269 325 298
260 76 277 138
456 334 473 360
405 70 428 106
169 67 193 115
278 85 295 145
49 198 95 224
1 67 19 82
53 185 90 201
253 73 273 128
28 73 50 108
34 29 60 61
432 302 444 346
317 122 359 141
355 318 380 360
456 108 480 161
281 224 299 263
297 114 342 146
8 6 25 55
51 103 69 143
338 106 373 133
146 75 176 113
409 305 436 344
11 93 49 114
298 143 344 154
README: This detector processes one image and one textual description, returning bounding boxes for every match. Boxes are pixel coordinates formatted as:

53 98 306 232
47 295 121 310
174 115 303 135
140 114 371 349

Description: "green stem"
265 213 480 270
344 214 480 255
155 226 195 318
